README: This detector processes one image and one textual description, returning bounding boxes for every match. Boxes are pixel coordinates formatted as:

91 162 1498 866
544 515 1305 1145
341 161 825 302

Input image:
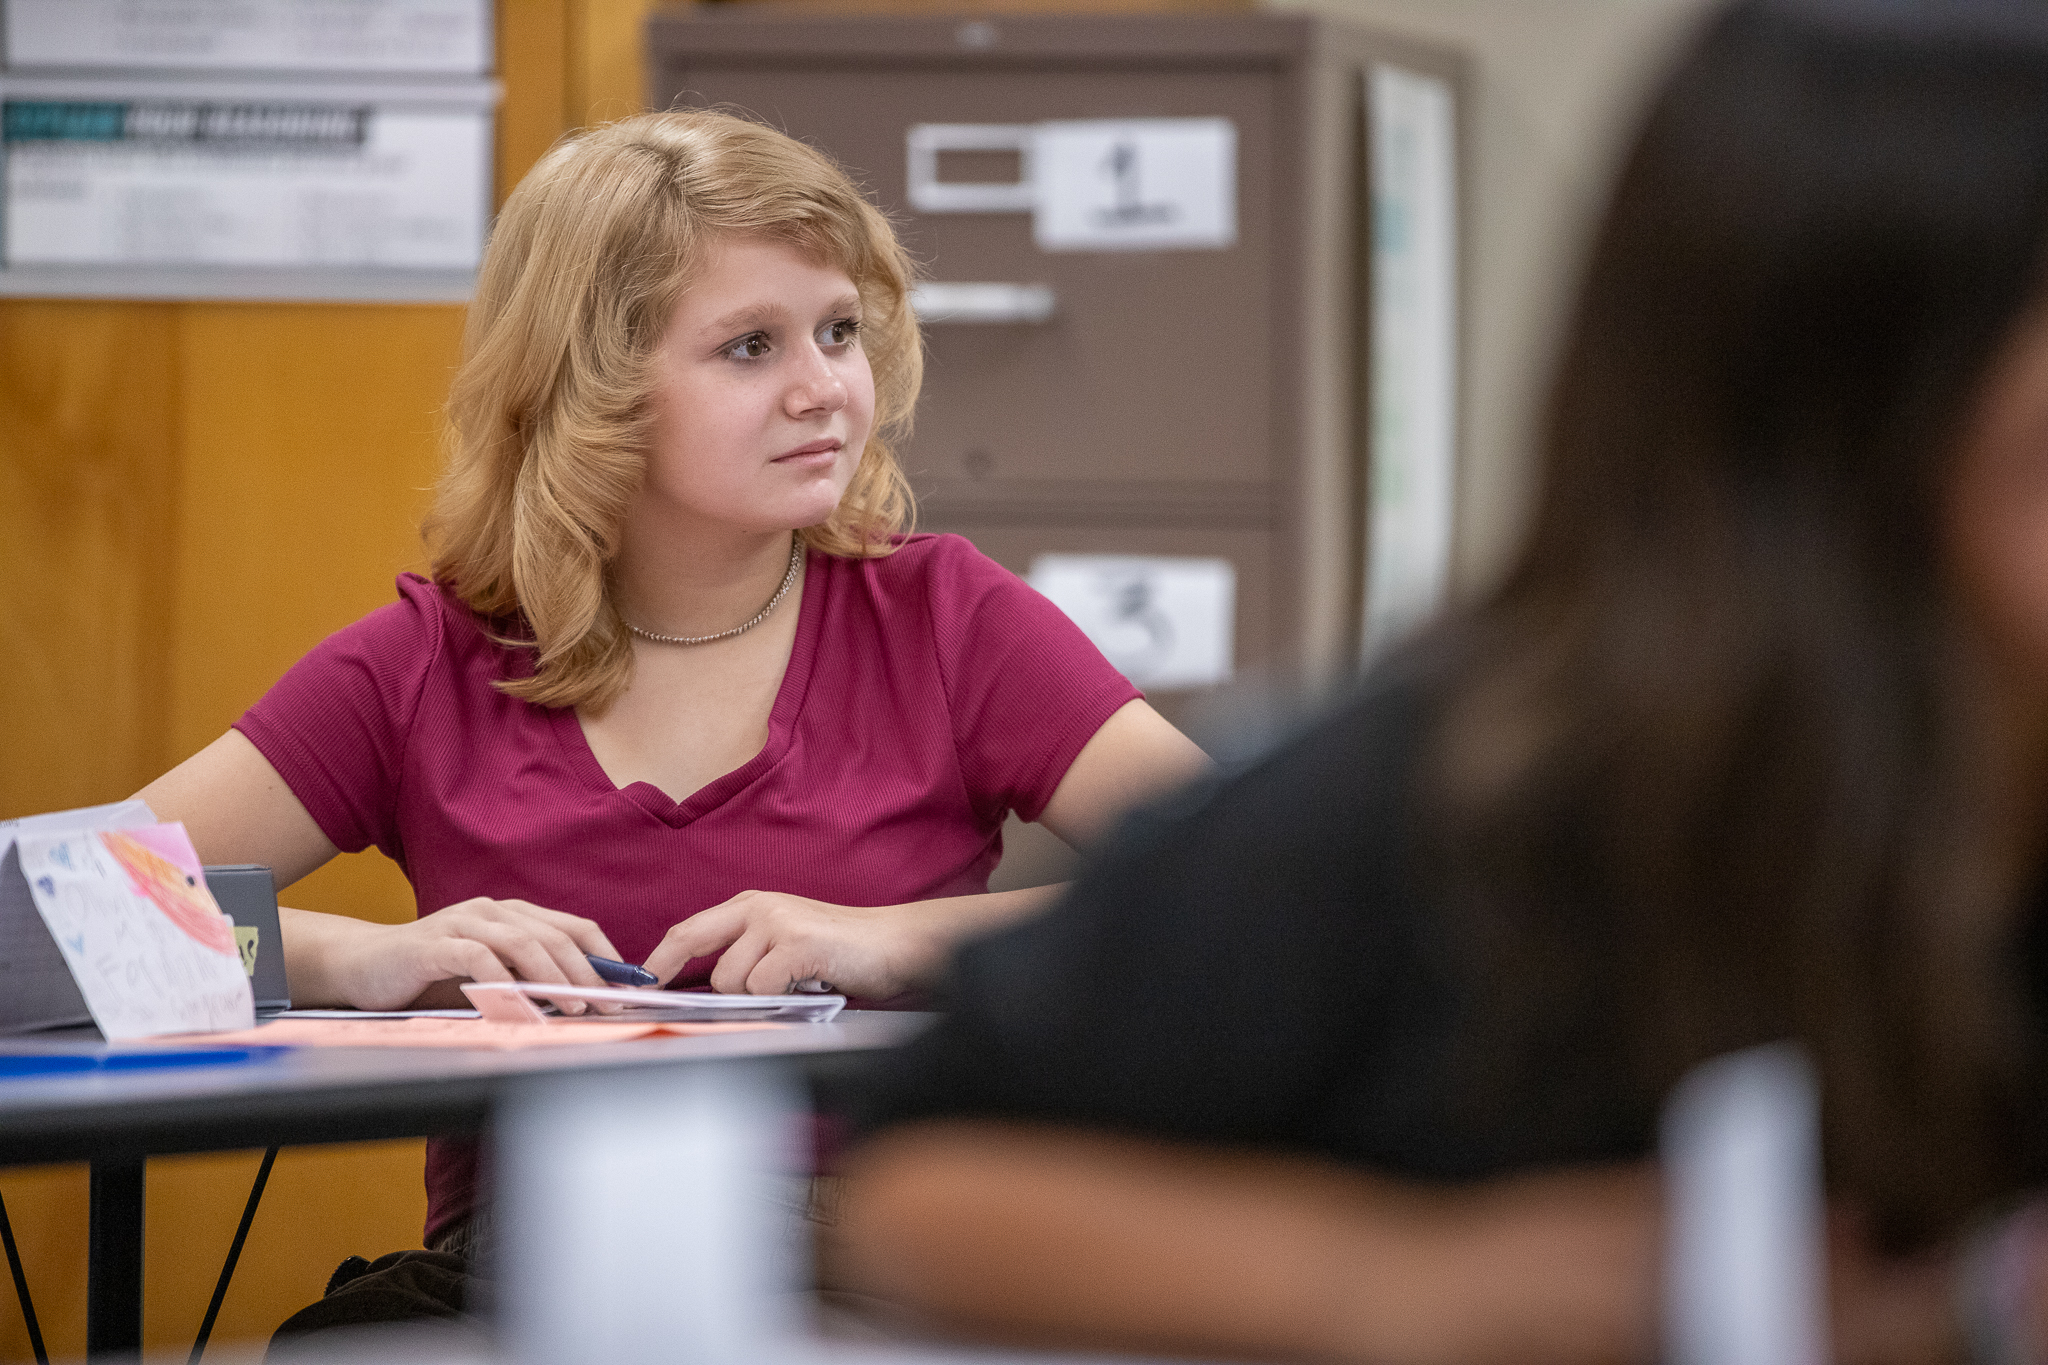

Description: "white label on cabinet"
1029 554 1235 690
1032 118 1236 252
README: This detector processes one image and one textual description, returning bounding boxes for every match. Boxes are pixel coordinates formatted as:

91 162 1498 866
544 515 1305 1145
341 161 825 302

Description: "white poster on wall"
3 0 492 75
1029 554 1236 690
3 94 490 270
1362 65 1459 662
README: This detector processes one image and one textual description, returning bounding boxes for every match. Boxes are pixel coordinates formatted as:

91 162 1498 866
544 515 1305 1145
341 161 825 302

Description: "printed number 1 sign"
1033 119 1237 252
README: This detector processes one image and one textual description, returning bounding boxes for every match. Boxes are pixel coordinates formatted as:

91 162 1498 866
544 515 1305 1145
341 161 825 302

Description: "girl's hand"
318 898 627 1013
642 891 940 998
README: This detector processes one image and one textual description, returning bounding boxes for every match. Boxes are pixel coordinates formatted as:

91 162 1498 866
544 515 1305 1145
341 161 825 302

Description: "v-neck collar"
548 548 828 829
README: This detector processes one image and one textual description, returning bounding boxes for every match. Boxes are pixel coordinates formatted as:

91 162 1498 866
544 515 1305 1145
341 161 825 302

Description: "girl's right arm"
137 730 625 1010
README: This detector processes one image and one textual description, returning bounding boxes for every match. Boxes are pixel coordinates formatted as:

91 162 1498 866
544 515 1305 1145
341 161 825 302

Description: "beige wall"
1277 0 1715 592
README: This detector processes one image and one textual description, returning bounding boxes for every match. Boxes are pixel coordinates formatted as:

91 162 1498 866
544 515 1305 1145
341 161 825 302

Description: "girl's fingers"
494 900 625 962
421 936 513 986
744 944 829 997
646 907 745 983
708 928 775 995
443 918 590 1013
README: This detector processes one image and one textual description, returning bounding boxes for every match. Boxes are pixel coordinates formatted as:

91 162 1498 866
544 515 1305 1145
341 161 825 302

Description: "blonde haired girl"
140 109 1207 1253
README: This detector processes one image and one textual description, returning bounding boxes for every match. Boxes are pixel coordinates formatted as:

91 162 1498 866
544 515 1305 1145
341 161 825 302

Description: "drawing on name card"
100 827 239 952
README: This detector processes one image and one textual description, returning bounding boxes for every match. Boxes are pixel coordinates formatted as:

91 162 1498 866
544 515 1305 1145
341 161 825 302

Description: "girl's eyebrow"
703 303 784 336
703 294 864 338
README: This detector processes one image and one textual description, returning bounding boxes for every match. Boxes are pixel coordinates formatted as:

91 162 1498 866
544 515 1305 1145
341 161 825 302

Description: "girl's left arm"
640 699 1212 996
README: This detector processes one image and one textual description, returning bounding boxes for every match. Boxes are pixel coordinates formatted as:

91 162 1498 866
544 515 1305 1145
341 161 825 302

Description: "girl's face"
1946 299 2048 730
639 235 875 538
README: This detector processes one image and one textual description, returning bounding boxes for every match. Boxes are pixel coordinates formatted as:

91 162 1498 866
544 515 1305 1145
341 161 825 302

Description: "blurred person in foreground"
832 1 2048 1361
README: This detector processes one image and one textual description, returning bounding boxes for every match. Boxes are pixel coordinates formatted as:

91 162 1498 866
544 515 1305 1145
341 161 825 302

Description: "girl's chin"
639 475 851 536
771 477 854 526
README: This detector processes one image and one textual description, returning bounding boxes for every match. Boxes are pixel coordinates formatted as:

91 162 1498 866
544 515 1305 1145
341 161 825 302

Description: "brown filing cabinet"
645 11 1466 720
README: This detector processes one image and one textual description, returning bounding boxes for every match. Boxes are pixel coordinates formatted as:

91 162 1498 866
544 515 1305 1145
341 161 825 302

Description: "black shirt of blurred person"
858 647 2048 1248
859 659 1655 1181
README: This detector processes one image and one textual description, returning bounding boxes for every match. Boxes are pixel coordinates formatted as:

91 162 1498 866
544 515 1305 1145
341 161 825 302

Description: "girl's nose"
786 346 848 416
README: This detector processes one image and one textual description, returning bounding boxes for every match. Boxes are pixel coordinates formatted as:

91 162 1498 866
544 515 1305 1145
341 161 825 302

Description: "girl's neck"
612 523 799 640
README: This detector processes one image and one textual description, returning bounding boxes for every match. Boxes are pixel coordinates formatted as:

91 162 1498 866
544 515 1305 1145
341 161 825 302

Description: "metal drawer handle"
906 123 1036 213
909 282 1055 324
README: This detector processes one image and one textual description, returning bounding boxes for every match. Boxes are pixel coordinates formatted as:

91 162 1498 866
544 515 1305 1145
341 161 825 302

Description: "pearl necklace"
623 539 804 646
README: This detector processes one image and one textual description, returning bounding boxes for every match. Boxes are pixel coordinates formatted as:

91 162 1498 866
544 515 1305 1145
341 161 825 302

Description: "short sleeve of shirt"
232 574 447 864
919 537 1142 823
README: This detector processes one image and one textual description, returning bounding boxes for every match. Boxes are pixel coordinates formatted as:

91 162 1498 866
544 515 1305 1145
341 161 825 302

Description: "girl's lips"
775 439 842 463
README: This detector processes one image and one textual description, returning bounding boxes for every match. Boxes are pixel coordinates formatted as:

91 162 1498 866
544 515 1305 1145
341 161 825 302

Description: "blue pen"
586 954 657 987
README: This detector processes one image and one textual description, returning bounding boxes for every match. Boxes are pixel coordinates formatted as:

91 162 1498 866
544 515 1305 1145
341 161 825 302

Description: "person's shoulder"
826 533 1032 624
320 573 501 668
839 532 1013 587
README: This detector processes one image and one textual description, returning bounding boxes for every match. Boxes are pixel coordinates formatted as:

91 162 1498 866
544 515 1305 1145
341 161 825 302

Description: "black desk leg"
88 1157 145 1361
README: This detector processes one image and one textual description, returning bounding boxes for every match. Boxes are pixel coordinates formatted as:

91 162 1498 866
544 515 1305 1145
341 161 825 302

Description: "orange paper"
157 1018 788 1050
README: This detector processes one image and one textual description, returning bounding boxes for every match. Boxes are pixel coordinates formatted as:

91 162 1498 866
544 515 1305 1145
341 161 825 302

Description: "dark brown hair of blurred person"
1428 0 2048 1249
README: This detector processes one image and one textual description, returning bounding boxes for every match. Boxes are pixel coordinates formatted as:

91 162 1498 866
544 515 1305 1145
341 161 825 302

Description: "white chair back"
1661 1043 1830 1365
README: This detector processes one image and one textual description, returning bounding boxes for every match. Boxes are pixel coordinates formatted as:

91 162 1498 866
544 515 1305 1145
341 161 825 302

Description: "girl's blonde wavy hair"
426 108 921 713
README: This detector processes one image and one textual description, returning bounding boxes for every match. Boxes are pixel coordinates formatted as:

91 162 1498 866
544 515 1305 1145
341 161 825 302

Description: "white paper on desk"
274 1008 482 1020
0 799 156 1035
17 822 254 1040
464 980 846 1024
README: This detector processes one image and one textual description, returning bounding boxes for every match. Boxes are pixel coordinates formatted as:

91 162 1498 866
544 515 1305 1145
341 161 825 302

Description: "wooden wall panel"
165 305 459 779
140 1143 430 1350
572 0 664 127
0 1166 86 1361
499 0 572 203
0 303 180 818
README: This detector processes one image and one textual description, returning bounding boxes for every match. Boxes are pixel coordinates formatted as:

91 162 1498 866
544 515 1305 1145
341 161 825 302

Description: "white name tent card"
3 809 253 1039
0 799 154 1035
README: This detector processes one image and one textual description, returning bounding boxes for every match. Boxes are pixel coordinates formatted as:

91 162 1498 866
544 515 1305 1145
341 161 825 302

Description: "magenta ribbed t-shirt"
235 533 1139 1240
